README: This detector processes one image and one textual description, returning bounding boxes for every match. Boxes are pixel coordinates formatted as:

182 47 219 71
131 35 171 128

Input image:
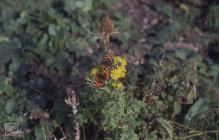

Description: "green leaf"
0 43 16 65
173 101 182 115
175 49 188 59
157 118 173 140
2 84 15 96
120 130 138 140
0 76 15 96
76 1 84 8
48 24 60 36
155 1 173 17
207 5 219 31
38 33 49 46
64 0 76 12
8 58 21 76
0 36 10 42
34 123 53 140
66 37 89 56
185 98 208 123
82 0 93 12
5 99 16 114
101 0 117 8
51 51 69 70
34 125 44 140
51 101 68 125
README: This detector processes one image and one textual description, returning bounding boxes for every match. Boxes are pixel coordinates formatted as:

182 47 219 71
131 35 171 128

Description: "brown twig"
65 86 80 140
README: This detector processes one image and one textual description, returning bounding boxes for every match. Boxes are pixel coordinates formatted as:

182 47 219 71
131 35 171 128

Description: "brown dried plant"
100 16 119 51
64 86 80 140
81 15 119 51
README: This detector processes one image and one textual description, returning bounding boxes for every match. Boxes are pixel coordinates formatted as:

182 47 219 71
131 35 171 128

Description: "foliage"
0 0 219 140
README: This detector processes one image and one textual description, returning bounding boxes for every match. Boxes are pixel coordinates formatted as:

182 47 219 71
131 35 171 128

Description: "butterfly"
93 54 114 88
93 78 106 88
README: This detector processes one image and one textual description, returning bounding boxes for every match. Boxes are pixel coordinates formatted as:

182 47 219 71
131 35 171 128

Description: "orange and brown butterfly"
93 78 106 88
102 53 114 67
99 65 111 81
93 53 114 88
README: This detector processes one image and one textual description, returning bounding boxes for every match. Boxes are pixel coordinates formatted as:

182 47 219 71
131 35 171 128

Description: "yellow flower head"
113 56 127 68
111 68 126 80
90 67 98 78
111 56 127 80
112 82 124 90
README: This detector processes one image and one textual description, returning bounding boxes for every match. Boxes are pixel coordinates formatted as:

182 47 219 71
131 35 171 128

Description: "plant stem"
173 122 195 131
177 130 219 139
42 126 47 140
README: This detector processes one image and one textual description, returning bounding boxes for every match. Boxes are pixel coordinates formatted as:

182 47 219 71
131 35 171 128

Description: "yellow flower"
111 56 127 80
112 82 124 90
111 67 126 80
113 56 127 67
90 67 98 78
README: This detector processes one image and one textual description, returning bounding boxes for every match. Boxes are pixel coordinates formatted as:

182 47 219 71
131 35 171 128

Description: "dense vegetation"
0 0 219 139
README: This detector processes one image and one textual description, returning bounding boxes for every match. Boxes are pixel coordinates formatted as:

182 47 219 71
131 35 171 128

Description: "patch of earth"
110 0 167 65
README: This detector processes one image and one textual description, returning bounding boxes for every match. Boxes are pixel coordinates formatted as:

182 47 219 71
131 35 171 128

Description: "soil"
110 0 167 65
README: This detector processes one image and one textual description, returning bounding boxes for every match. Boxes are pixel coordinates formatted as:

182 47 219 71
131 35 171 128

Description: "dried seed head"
101 16 115 35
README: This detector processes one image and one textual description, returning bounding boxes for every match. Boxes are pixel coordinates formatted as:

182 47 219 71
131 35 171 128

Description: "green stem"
172 121 195 131
177 130 219 139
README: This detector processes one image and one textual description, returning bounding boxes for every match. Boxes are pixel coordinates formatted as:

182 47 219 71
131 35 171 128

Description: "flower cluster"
90 55 127 90
111 81 124 90
110 56 127 80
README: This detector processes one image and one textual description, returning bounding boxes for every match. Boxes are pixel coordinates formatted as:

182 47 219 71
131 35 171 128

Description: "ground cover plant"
0 0 219 139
